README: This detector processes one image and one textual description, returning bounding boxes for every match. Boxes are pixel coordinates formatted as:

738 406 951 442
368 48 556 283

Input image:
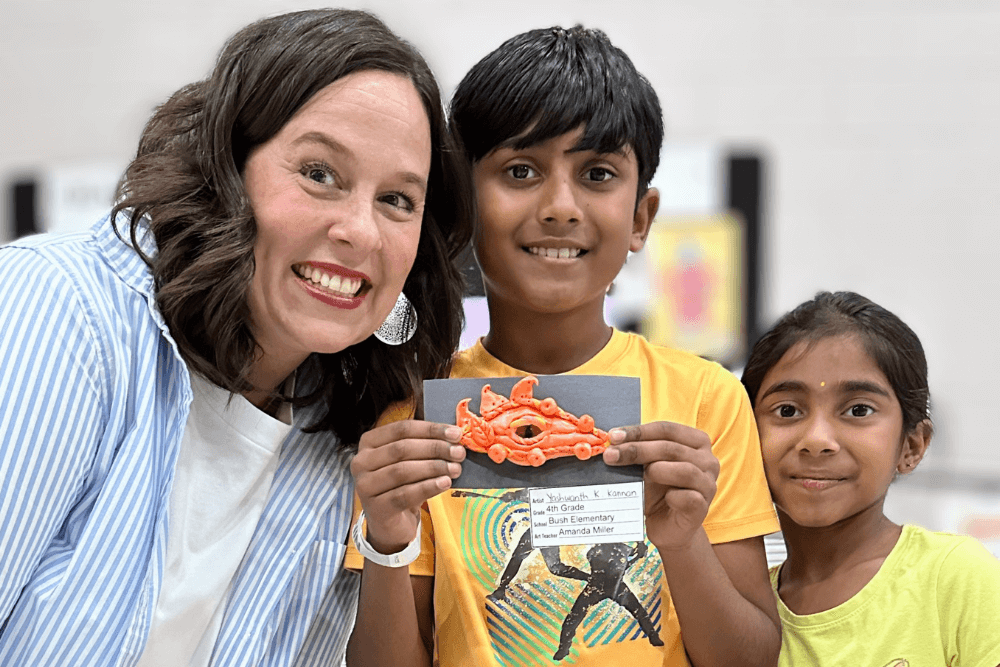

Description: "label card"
529 481 645 547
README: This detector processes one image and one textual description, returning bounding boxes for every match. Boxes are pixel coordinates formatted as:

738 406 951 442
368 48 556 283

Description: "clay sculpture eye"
510 415 546 442
514 423 541 439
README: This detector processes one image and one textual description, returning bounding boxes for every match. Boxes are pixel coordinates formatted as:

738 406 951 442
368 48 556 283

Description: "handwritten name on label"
529 481 644 547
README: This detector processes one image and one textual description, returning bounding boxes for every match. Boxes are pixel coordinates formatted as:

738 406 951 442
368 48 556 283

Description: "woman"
0 8 472 666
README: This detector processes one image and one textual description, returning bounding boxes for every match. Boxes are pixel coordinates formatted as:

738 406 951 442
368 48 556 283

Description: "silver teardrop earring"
374 291 418 345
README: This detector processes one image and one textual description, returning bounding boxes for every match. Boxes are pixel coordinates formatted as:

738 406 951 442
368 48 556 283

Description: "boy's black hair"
741 291 932 437
449 25 663 201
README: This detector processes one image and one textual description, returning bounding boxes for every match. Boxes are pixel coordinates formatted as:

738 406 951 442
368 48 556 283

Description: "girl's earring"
374 291 418 345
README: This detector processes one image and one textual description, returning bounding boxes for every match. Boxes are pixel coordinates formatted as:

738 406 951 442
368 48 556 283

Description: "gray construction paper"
424 375 643 489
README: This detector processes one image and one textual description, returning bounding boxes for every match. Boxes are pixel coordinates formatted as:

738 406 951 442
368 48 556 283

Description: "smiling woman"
0 8 472 667
242 69 432 398
117 10 473 439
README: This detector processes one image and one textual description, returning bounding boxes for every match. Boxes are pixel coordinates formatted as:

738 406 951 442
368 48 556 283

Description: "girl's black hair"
741 291 931 435
112 8 474 446
449 25 663 202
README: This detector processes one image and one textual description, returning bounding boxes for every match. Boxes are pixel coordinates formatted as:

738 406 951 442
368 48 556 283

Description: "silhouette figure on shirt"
552 541 663 661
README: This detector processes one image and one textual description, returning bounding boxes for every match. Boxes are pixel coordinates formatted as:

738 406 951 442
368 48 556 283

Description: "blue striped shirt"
0 215 359 666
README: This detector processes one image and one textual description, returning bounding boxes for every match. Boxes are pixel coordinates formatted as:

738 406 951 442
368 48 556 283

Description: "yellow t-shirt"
770 524 1000 667
346 330 779 666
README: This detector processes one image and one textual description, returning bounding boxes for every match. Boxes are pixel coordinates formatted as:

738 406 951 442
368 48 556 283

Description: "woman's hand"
602 422 720 552
351 421 465 554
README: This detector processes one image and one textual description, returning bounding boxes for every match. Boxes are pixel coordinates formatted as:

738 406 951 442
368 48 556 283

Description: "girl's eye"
586 167 615 182
508 164 537 180
777 404 800 418
380 192 416 213
848 404 875 418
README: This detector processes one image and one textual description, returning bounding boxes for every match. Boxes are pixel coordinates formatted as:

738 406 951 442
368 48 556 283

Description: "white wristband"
351 510 422 568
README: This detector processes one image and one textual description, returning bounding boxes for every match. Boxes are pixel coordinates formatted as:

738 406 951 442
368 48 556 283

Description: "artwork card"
423 375 642 489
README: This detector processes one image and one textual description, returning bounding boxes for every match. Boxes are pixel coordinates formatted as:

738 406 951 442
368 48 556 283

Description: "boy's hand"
351 421 465 554
603 422 719 552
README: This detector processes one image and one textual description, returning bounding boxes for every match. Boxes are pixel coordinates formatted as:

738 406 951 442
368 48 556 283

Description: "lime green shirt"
770 525 1000 667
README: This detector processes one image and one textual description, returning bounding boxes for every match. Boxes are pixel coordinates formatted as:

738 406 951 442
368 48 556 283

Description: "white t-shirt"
135 373 292 667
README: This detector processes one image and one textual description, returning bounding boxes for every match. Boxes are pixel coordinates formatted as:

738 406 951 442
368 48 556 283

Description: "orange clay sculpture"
455 376 610 467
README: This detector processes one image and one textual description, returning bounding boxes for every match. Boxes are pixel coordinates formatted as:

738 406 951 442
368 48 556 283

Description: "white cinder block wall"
3 0 999 527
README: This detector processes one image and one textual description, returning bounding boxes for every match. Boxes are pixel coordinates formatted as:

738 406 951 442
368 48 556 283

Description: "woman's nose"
327 196 382 257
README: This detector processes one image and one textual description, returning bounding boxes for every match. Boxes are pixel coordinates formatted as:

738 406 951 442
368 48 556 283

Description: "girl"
742 291 1000 665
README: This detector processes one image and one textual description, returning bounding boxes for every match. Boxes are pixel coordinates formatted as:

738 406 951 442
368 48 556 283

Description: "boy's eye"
585 167 615 182
848 404 875 418
507 164 537 180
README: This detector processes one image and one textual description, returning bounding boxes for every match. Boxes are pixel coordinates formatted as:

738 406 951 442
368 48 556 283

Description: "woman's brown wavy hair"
111 8 474 446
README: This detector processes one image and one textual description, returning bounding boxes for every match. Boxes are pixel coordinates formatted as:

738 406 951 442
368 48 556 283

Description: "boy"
347 26 781 667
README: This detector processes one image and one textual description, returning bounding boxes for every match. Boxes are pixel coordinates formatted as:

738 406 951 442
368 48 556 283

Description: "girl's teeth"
330 275 342 292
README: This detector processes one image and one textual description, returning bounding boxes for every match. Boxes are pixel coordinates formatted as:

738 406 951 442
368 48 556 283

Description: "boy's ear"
896 419 932 474
630 187 659 253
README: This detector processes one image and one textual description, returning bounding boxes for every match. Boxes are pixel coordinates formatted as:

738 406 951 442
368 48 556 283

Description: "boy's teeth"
529 247 581 259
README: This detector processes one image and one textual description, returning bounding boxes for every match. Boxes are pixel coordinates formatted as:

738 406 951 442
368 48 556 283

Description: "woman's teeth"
528 247 582 259
294 264 363 297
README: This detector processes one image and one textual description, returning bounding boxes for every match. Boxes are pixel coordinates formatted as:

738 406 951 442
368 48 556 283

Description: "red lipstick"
298 279 365 310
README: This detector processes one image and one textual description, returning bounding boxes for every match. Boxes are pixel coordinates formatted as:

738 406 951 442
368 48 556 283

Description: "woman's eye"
849 404 875 418
302 163 335 185
586 167 614 182
777 404 799 418
508 164 536 180
380 192 416 212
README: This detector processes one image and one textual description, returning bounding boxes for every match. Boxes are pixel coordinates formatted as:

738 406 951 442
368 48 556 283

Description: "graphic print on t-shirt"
452 489 665 665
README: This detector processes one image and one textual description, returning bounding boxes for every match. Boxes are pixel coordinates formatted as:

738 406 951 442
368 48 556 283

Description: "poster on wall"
642 213 745 367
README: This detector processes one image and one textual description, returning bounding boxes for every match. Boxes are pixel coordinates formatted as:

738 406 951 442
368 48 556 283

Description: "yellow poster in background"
643 213 745 366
